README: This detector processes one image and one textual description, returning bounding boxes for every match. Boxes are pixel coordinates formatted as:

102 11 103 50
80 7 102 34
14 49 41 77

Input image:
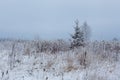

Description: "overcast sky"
0 0 120 40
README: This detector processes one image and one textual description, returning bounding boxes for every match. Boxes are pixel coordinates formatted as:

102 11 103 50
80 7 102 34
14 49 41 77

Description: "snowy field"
0 40 120 80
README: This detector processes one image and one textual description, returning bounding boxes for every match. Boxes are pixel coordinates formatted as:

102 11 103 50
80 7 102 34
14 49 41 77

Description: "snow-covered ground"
0 41 120 80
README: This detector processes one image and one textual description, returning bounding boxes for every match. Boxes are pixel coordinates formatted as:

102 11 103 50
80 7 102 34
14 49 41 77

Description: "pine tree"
70 20 84 48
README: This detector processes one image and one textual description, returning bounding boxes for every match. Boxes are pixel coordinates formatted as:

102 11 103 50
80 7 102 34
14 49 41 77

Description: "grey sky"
0 0 120 40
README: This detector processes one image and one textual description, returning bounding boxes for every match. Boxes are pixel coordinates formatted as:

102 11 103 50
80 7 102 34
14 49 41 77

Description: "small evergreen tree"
70 20 84 48
81 22 91 42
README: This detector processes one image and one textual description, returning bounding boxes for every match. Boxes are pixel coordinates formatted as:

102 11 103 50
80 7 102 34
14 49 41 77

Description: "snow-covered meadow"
0 40 120 80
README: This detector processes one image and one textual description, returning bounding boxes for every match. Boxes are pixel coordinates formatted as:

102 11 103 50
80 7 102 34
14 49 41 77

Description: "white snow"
0 41 120 80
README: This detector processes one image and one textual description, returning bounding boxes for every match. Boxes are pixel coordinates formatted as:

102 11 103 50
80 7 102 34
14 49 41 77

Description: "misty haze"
0 0 120 80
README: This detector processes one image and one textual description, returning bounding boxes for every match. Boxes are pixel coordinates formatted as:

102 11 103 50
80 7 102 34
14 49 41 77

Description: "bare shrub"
9 42 17 70
32 39 70 54
113 42 120 61
24 47 31 56
77 51 87 69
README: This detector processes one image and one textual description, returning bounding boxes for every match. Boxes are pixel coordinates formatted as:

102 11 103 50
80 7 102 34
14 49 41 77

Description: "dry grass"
64 65 78 72
63 53 79 72
45 60 55 69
